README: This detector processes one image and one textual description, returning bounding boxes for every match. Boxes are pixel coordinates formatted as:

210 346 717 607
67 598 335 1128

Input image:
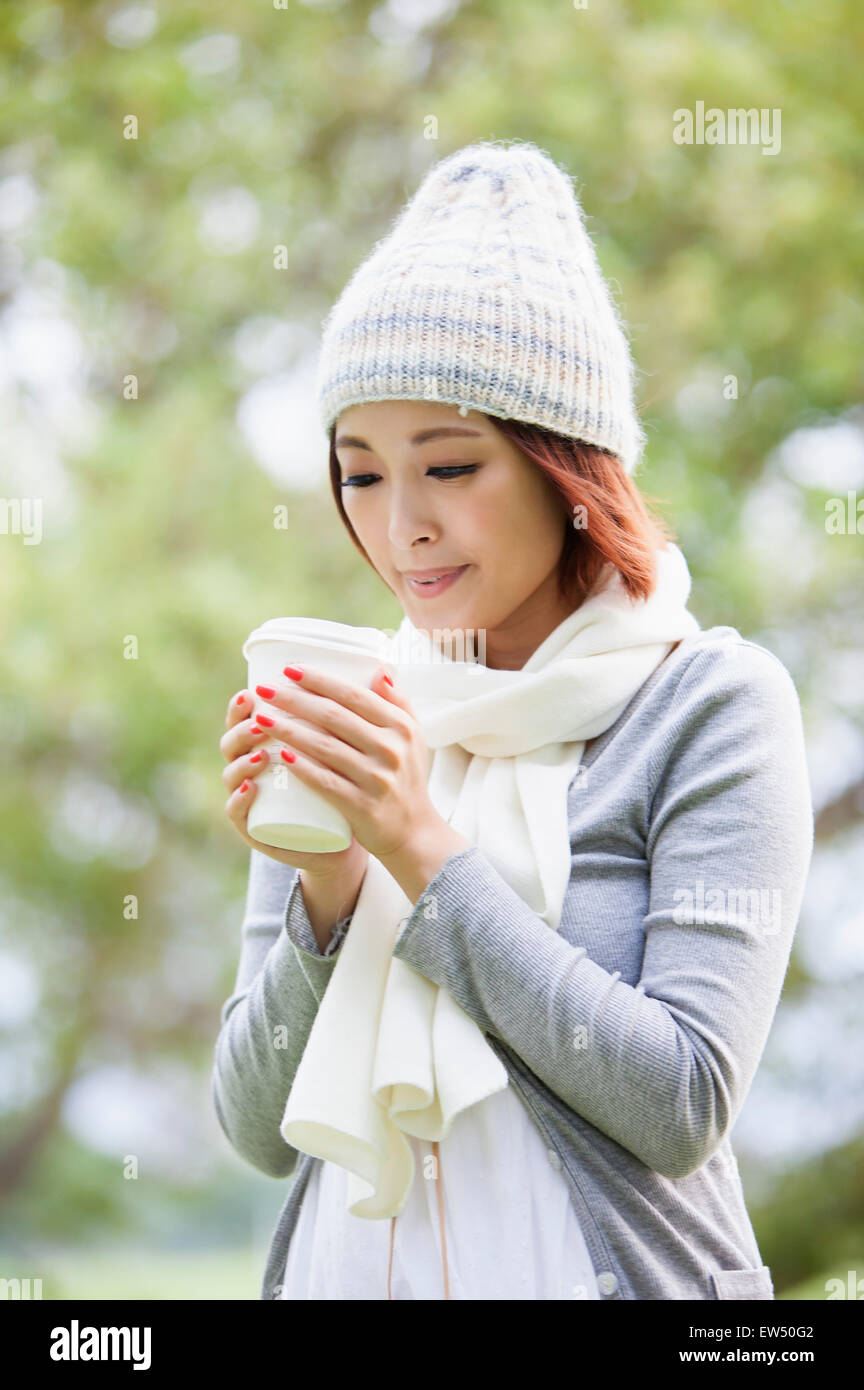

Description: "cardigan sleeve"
211 850 346 1179
283 875 353 958
390 643 814 1181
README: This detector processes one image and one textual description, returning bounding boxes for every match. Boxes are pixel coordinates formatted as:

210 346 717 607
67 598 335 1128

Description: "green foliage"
1 0 862 1296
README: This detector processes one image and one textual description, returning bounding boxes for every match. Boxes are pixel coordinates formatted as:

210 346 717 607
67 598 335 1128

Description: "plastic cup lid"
242 617 390 662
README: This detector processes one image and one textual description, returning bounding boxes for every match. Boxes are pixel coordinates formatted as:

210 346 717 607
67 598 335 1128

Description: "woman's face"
334 400 575 669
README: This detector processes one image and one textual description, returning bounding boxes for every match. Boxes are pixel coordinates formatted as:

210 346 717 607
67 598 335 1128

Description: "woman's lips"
404 565 469 598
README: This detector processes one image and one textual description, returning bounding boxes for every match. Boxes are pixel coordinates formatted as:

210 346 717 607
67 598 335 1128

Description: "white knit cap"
315 139 646 475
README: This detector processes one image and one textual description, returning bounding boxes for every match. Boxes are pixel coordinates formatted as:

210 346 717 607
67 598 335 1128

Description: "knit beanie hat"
314 138 646 475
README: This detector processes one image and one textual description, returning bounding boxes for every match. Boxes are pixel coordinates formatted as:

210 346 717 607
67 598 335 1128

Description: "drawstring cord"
387 1139 451 1299
433 1140 451 1299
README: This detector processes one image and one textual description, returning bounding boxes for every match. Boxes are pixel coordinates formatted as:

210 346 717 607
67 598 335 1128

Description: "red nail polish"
249 752 263 763
256 713 275 727
283 665 303 681
256 684 276 699
281 748 296 763
235 693 246 705
382 673 394 687
240 779 249 792
250 726 262 736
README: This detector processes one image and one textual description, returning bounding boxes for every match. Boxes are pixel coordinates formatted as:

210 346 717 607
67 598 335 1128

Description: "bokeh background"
1 0 863 1300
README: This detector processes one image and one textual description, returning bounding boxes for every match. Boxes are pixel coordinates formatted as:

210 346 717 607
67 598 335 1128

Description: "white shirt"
279 1079 600 1300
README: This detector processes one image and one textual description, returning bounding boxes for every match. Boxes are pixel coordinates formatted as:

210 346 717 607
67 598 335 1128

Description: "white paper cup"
241 618 393 853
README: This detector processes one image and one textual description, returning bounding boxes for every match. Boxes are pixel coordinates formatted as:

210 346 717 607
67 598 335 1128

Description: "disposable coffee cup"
241 617 393 853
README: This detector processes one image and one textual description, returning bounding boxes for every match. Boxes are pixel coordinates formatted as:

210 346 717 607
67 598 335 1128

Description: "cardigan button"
596 1271 618 1295
546 1147 562 1171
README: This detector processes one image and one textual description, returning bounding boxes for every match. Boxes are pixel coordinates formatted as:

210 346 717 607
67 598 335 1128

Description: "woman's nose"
387 499 437 550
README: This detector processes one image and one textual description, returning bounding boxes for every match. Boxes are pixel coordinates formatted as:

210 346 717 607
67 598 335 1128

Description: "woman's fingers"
224 773 257 839
222 744 270 794
246 668 414 778
221 689 267 763
254 666 413 745
246 710 394 795
226 689 252 730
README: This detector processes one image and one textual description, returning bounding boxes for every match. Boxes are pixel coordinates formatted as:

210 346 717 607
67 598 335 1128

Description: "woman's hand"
221 688 369 882
248 663 440 863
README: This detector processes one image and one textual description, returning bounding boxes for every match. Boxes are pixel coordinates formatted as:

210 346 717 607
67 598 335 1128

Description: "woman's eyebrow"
335 426 484 451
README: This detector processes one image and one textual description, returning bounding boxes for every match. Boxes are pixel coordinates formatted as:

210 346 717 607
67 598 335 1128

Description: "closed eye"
339 465 479 489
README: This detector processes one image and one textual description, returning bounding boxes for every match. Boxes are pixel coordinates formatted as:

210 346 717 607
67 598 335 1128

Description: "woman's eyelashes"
340 465 480 489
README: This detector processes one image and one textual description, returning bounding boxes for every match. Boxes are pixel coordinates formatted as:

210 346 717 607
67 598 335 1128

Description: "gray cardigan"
211 625 814 1300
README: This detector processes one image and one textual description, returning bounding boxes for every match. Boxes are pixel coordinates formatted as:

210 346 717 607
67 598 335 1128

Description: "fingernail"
281 748 296 763
249 752 263 763
256 684 276 699
256 713 275 727
240 779 249 792
250 726 263 736
283 665 303 681
235 693 246 705
382 673 394 687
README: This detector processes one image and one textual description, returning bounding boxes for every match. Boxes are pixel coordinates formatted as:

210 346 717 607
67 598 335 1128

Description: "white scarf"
280 542 701 1219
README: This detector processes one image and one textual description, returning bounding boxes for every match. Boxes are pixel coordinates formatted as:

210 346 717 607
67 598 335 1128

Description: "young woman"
212 141 813 1300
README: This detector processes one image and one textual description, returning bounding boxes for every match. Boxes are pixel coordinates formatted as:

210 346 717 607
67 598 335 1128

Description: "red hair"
328 415 676 610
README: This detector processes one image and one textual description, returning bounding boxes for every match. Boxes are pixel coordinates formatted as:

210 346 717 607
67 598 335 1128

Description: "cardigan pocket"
710 1265 775 1300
